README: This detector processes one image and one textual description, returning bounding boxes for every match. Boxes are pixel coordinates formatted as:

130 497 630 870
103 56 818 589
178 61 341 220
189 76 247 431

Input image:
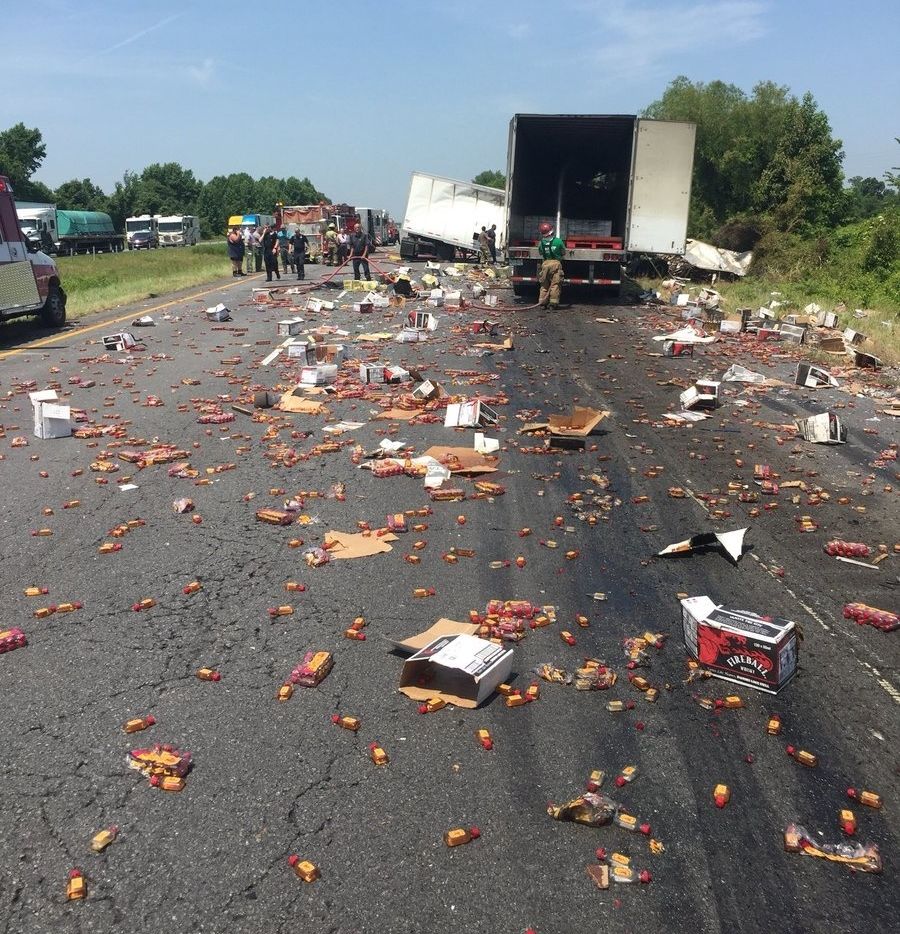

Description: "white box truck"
505 114 696 295
400 172 506 262
158 215 200 246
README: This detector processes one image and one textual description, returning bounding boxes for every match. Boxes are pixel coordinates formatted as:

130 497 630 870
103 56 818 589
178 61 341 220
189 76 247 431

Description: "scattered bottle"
713 784 731 808
123 715 156 734
284 582 306 592
413 588 436 598
55 602 82 614
614 812 651 835
197 667 221 682
418 697 446 714
277 684 293 702
476 729 493 751
840 809 857 835
131 598 156 612
847 788 882 809
444 826 480 847
786 745 818 767
332 714 361 732
66 869 86 901
269 605 293 618
23 586 48 597
506 693 527 708
288 855 320 882
0 628 27 653
560 630 576 646
182 581 202 595
33 606 55 619
90 827 118 853
150 774 185 792
615 766 638 788
524 682 540 703
767 715 782 735
586 769 605 792
344 628 366 641
369 742 389 765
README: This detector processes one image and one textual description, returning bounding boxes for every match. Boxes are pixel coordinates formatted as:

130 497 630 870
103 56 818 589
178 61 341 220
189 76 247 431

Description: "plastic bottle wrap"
532 663 572 685
784 823 882 873
574 660 617 691
547 792 619 827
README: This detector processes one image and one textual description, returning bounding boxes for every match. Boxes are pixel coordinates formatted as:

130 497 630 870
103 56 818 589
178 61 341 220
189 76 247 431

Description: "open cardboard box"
30 389 72 439
444 400 499 428
392 619 514 708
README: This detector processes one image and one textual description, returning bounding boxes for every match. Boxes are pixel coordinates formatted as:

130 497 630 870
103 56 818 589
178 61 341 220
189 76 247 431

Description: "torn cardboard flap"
422 446 497 475
276 390 326 415
396 627 514 708
658 528 747 563
547 406 609 437
391 618 479 654
323 530 398 559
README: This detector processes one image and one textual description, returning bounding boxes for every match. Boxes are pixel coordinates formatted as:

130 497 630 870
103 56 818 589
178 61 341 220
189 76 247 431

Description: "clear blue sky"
4 0 898 216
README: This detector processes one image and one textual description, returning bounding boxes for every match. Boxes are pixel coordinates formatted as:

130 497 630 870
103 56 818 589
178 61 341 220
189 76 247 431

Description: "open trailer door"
626 119 696 255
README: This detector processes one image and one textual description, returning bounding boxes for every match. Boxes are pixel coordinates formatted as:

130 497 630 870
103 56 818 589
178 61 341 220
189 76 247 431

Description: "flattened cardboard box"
680 596 797 694
394 621 513 708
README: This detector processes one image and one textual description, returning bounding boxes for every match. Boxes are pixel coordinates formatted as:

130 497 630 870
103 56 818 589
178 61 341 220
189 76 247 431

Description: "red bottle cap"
469 826 481 839
846 787 857 799
639 870 652 884
69 868 82 879
211 671 221 681
639 822 651 835
635 721 645 731
786 745 795 756
615 776 625 788
145 715 156 726
149 774 160 786
331 715 340 724
288 854 299 867
74 601 83 610
595 847 607 861
842 822 855 835
418 704 428 714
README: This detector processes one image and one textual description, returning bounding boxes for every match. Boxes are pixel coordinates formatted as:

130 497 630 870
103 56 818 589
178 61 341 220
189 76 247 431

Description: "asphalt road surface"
0 260 897 934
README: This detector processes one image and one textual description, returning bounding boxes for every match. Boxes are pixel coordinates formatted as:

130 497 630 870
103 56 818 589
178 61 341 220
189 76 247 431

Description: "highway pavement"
0 261 897 933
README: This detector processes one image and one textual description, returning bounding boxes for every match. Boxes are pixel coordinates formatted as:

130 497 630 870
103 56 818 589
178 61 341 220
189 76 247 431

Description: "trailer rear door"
626 120 695 254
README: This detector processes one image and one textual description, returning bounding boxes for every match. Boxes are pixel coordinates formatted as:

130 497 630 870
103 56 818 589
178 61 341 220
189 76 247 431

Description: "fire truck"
0 176 66 328
276 203 357 262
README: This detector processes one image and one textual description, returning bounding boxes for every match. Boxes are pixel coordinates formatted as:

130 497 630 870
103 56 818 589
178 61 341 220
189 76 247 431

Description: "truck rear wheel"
436 242 455 262
40 284 66 328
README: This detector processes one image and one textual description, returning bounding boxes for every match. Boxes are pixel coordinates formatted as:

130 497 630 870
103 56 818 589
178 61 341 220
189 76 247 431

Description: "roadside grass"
58 242 235 319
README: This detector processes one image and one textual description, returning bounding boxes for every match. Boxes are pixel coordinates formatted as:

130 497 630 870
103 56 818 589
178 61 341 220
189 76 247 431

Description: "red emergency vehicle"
0 176 66 327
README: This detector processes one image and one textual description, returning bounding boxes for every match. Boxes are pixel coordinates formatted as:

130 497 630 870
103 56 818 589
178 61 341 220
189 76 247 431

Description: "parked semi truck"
1 178 67 327
505 114 696 295
400 172 506 261
16 202 123 256
158 215 200 246
276 204 357 262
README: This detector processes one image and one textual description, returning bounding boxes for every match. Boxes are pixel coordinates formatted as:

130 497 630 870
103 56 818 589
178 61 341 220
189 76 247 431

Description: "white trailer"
400 172 506 262
158 215 200 246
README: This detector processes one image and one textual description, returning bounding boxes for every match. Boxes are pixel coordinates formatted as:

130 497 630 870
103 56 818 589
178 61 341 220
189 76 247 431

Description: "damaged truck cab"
0 176 67 328
505 115 696 297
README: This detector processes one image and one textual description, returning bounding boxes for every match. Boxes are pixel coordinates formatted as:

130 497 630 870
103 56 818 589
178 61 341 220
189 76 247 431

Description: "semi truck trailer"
400 172 506 262
505 114 696 296
16 203 123 256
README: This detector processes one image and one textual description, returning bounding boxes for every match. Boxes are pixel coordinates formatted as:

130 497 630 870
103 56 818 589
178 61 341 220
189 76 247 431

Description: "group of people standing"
324 222 373 280
226 224 310 281
477 223 498 264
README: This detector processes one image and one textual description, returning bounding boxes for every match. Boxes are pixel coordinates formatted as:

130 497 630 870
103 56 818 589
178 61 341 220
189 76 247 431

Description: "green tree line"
642 78 898 247
0 123 327 238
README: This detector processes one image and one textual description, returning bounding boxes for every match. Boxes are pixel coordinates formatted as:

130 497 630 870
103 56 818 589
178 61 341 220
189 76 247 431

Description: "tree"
885 138 900 190
473 170 506 189
133 162 202 215
196 172 257 237
55 178 109 213
0 123 53 201
106 171 140 230
753 93 844 232
643 79 844 237
843 176 898 223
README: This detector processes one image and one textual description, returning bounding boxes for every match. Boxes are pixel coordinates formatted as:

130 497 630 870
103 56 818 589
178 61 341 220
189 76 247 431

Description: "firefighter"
324 223 338 266
537 222 565 309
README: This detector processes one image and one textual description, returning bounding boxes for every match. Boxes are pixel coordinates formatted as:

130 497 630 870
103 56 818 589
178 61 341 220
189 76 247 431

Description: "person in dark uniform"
261 225 281 282
348 224 372 281
289 228 309 280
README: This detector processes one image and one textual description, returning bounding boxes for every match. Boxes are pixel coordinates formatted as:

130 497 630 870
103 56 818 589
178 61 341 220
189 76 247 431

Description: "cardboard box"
277 319 303 337
794 412 846 444
795 362 838 388
842 327 866 346
394 620 514 708
252 289 272 304
396 327 428 343
815 309 839 329
30 389 72 439
756 327 781 342
663 340 695 356
680 596 797 694
408 310 438 331
444 400 499 428
359 363 386 384
204 304 231 322
718 320 742 334
300 364 338 385
412 379 441 401
102 331 138 351
680 380 720 411
778 323 806 344
383 365 410 384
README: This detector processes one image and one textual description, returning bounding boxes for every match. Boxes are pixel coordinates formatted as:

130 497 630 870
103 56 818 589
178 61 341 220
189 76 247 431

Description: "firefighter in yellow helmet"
324 222 338 266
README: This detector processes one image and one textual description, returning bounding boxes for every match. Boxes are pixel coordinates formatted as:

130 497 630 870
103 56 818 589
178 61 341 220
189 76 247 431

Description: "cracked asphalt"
0 260 898 934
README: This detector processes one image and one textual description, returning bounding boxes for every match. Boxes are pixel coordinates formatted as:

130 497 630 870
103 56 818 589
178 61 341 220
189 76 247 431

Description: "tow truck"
0 176 66 327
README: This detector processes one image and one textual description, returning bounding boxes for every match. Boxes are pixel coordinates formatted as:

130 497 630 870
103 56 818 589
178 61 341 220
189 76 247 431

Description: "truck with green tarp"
15 202 123 255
